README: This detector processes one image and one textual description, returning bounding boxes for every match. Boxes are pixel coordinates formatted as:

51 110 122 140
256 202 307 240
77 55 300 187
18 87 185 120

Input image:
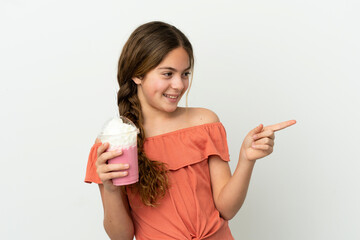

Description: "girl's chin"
159 102 182 113
162 106 178 113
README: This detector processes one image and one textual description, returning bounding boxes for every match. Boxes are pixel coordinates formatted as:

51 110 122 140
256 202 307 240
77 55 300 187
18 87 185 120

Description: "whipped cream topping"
99 117 138 148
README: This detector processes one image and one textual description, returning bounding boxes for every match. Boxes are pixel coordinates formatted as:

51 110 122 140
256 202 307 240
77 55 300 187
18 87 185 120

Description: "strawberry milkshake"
98 116 139 186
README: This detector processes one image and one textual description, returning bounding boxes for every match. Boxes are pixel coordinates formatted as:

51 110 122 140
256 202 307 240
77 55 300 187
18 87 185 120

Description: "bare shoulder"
184 107 220 126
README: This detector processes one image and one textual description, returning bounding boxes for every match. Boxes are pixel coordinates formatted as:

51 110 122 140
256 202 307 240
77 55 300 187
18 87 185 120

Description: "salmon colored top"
85 122 234 240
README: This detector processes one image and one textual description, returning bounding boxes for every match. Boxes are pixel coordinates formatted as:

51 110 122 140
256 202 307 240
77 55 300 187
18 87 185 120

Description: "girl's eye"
183 72 191 77
162 72 190 78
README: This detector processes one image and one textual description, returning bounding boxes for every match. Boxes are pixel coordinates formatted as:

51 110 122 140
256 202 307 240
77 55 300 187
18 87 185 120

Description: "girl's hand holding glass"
95 140 130 192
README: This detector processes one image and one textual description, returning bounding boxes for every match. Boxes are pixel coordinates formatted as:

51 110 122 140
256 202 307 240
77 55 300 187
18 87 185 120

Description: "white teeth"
164 94 178 99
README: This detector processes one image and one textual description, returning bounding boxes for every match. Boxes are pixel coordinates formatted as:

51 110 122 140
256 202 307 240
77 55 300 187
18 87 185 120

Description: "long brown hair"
117 21 194 206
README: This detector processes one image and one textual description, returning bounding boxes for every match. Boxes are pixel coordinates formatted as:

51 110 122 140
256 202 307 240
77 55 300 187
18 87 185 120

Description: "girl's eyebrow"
157 66 191 72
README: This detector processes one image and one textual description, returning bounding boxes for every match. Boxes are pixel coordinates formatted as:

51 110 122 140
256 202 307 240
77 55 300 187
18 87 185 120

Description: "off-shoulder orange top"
85 122 234 240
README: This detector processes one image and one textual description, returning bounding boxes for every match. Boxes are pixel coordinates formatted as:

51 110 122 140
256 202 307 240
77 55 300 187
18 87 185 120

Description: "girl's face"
133 47 191 115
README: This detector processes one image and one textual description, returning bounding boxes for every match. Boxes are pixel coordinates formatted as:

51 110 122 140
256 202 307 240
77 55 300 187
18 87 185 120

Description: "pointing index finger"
264 120 297 132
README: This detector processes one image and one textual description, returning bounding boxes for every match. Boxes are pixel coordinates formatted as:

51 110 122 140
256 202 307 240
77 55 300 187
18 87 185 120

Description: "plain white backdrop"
1 0 359 239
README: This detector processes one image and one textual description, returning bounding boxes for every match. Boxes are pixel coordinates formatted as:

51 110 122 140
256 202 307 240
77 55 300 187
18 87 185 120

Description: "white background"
1 0 359 239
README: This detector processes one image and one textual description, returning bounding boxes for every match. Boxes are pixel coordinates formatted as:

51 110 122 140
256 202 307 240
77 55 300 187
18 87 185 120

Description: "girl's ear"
132 77 142 85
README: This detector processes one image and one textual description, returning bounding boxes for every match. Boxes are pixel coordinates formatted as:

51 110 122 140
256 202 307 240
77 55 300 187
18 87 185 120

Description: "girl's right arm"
96 141 134 240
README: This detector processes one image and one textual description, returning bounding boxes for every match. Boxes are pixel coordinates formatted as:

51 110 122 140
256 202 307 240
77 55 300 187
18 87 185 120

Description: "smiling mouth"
163 94 179 99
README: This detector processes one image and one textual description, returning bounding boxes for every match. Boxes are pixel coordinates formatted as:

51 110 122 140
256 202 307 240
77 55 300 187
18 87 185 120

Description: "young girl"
85 21 296 240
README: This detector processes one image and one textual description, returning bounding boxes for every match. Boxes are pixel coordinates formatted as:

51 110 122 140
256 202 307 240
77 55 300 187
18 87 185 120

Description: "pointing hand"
240 120 297 161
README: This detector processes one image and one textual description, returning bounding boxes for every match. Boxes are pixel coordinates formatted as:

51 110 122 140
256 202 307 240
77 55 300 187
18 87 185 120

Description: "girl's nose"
171 75 184 90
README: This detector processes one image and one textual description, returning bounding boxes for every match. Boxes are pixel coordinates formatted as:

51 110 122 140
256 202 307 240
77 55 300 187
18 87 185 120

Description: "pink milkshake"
98 116 139 186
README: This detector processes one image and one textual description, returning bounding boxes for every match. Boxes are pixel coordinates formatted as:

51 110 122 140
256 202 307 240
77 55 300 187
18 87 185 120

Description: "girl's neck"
142 107 184 125
142 107 190 138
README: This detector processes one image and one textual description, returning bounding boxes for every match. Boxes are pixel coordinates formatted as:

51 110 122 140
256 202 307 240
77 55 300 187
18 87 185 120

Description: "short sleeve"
84 142 103 184
201 122 230 163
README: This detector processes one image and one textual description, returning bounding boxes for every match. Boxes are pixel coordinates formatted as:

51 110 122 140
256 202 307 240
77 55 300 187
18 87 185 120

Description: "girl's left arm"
209 120 296 220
